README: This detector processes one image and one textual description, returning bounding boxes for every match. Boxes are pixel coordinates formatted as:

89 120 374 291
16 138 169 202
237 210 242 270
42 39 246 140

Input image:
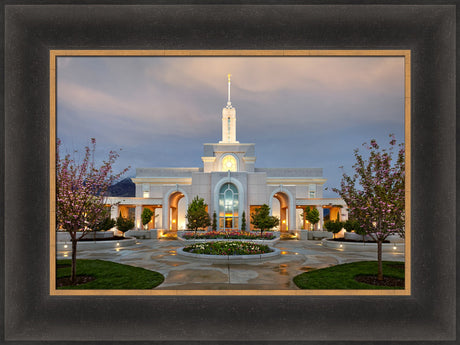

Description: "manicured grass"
293 261 405 289
57 259 164 289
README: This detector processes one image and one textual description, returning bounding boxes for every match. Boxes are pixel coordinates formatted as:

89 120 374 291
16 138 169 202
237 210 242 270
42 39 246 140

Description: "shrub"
116 212 134 233
212 211 217 231
241 211 246 232
182 231 275 240
343 219 359 232
324 220 344 236
141 208 154 228
92 216 116 232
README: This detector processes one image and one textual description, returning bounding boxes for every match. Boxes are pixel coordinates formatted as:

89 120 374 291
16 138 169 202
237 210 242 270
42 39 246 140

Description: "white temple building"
107 75 347 232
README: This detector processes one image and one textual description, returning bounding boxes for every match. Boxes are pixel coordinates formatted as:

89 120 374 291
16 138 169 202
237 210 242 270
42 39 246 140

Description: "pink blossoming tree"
332 134 405 281
56 138 129 284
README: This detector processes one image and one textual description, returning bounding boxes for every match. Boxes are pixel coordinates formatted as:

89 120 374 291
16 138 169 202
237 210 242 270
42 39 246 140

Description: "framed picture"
51 49 410 297
3 2 456 343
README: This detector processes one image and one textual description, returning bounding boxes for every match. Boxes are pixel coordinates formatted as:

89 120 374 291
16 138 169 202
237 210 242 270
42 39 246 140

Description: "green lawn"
293 261 405 289
57 259 164 289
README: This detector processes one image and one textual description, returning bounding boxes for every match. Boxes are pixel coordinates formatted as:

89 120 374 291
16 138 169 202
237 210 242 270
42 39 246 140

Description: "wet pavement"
57 239 405 290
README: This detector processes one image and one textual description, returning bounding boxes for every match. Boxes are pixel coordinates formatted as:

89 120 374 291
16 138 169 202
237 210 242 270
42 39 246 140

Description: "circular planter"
321 238 405 253
57 237 137 251
176 246 281 264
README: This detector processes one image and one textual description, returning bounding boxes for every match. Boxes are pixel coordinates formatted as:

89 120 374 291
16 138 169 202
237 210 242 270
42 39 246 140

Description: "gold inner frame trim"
50 49 411 296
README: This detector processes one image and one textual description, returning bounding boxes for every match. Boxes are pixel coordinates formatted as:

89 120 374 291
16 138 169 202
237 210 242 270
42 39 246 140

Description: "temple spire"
220 74 238 143
227 73 232 108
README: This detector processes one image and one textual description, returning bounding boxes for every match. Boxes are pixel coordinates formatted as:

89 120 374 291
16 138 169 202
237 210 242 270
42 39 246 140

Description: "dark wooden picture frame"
2 2 456 343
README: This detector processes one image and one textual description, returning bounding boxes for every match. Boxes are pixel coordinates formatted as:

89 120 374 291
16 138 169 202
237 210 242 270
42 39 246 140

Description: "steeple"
226 73 232 108
220 74 239 143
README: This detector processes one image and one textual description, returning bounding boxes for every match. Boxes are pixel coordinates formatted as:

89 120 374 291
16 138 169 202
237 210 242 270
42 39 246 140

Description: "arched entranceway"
213 176 245 232
168 191 186 230
163 187 189 231
272 192 290 231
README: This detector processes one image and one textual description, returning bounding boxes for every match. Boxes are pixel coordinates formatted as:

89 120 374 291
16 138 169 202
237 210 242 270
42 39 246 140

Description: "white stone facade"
108 76 346 232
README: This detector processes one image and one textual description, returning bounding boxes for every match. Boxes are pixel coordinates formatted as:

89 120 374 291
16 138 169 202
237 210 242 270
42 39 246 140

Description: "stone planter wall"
344 232 405 243
57 237 137 251
321 238 405 253
176 246 281 264
301 230 333 240
56 231 115 242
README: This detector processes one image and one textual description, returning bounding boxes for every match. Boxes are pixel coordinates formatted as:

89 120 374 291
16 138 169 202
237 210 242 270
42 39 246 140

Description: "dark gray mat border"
2 2 457 344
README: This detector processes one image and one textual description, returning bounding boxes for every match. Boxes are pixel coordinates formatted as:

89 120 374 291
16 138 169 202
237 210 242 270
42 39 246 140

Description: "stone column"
162 206 169 230
110 204 119 220
317 206 324 230
135 205 142 230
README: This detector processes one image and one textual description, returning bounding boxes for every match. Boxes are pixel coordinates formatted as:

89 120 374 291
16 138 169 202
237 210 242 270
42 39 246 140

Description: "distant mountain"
108 178 135 197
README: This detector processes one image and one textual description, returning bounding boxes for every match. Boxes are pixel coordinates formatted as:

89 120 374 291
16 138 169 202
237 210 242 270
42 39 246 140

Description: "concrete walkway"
57 239 405 290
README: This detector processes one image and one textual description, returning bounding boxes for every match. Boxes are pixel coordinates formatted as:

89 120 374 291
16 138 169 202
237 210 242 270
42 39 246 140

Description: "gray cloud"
57 56 405 197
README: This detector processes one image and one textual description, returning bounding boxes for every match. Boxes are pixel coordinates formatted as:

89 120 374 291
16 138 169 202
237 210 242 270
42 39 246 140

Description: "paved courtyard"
57 239 405 290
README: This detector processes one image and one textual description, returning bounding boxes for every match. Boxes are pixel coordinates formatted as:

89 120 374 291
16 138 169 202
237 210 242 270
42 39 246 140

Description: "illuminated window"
219 183 239 230
221 154 237 172
143 191 150 198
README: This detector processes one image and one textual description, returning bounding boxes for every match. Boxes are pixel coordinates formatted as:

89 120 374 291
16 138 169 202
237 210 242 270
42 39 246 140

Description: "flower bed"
182 231 275 240
183 241 273 255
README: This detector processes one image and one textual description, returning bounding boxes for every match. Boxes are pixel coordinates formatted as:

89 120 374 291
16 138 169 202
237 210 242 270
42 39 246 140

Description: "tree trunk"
377 240 383 281
71 237 78 284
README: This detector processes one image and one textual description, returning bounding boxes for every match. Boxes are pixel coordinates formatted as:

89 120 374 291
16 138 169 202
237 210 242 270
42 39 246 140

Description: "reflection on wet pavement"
56 239 405 290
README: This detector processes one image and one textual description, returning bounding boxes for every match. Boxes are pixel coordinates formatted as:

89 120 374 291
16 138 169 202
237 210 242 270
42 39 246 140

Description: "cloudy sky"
57 56 405 197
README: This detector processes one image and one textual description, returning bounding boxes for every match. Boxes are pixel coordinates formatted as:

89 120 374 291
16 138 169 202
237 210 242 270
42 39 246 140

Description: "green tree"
212 211 217 231
303 207 320 230
250 204 280 236
91 213 116 239
241 211 246 232
93 215 116 231
141 208 154 229
116 211 134 233
324 220 344 238
186 196 211 234
344 218 365 242
343 219 358 231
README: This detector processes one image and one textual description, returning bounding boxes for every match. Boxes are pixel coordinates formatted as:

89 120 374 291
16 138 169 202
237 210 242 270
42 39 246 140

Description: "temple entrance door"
218 183 239 231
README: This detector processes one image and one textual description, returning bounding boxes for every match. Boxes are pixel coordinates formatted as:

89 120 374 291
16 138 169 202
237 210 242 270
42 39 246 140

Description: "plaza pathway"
57 239 405 290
